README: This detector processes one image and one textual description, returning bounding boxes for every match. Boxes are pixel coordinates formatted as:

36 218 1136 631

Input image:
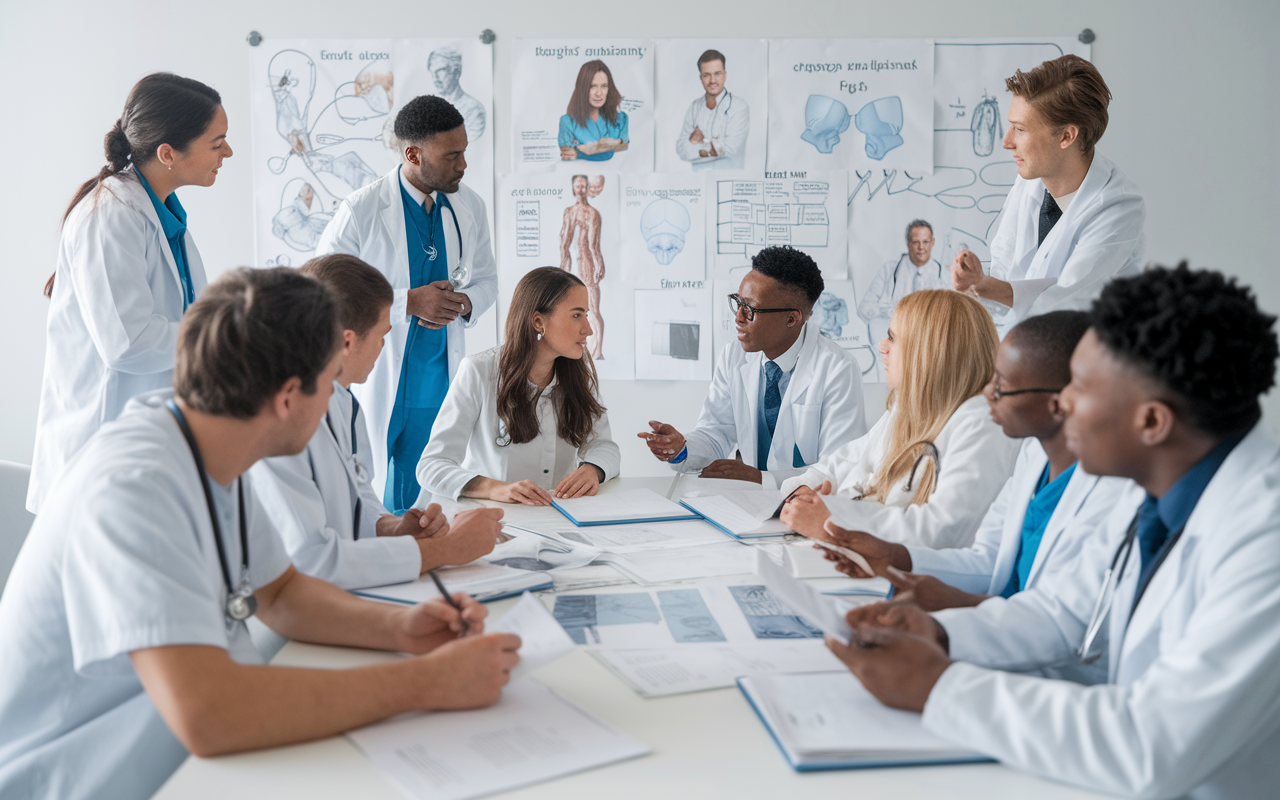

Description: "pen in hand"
428 569 470 636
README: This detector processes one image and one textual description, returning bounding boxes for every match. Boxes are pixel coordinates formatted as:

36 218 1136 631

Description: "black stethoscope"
891 254 945 294
166 398 257 631
404 168 466 287
1077 512 1186 664
698 90 735 141
322 410 363 540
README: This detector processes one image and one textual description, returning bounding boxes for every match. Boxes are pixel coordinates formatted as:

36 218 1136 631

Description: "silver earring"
536 331 543 341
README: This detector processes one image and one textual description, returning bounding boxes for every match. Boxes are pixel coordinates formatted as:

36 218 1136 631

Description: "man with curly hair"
830 264 1280 799
639 246 866 487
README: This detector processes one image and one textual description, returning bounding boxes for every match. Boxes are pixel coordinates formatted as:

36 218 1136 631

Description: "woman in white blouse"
416 267 621 505
780 289 1020 549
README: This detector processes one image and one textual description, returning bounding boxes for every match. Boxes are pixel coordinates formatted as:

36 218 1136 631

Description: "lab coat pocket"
789 402 823 468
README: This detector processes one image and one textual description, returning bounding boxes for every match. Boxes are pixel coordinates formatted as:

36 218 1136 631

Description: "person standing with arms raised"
316 96 497 513
28 73 232 513
951 55 1145 335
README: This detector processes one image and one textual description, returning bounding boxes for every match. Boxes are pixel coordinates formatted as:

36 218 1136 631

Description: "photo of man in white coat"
831 265 1280 799
316 95 497 513
950 55 1146 336
674 49 750 171
639 246 866 490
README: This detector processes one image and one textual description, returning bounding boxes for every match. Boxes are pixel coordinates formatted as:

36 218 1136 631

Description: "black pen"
428 569 470 636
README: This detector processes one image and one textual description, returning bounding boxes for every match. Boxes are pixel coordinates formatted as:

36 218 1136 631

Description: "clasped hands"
408 280 470 330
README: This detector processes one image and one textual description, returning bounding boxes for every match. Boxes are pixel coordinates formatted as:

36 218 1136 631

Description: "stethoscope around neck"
891 254 944 294
403 167 467 287
700 90 734 141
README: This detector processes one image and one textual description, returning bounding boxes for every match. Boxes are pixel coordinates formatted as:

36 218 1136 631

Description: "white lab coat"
856 255 950 333
27 171 207 513
922 424 1280 798
0 390 291 800
910 438 1134 684
780 395 1020 549
986 150 1146 335
677 323 867 491
315 167 498 498
251 383 422 590
416 348 621 501
675 89 750 171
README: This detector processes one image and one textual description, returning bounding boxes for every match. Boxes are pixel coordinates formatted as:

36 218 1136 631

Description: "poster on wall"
618 173 709 285
654 39 768 174
634 288 714 381
713 170 848 280
496 172 634 380
846 38 1089 381
511 39 655 174
767 39 934 174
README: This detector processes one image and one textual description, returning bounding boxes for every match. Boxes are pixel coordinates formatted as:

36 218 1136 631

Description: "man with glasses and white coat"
829 265 1280 799
638 246 866 488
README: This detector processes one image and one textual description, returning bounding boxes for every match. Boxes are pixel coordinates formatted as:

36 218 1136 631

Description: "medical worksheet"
593 641 843 697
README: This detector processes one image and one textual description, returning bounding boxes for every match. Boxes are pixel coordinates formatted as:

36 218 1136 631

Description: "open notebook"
738 671 990 770
678 491 790 539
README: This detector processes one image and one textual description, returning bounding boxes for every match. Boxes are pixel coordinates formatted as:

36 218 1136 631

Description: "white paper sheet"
767 39 934 173
679 491 789 538
353 562 548 605
489 592 577 678
713 171 849 279
347 679 649 800
605 542 765 585
553 488 698 526
654 39 768 174
549 563 633 593
593 641 843 697
511 39 655 173
619 173 709 285
633 287 714 381
755 549 853 644
495 171 634 379
485 528 601 572
549 519 726 553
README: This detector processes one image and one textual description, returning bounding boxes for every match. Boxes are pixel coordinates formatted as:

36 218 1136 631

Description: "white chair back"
0 461 36 596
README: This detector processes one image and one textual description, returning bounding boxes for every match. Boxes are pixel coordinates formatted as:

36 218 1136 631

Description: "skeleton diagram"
559 174 607 360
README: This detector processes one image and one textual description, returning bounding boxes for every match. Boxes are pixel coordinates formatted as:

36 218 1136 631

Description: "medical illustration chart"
767 39 934 174
249 38 494 268
846 38 1089 382
511 39 655 173
549 584 825 648
714 171 848 279
654 39 768 174
634 288 714 381
496 171 634 380
619 173 708 284
813 280 880 380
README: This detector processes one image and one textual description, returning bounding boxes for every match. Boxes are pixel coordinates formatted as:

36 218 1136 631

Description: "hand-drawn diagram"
553 593 662 645
715 172 848 279
560 174 608 360
801 95 851 154
855 96 905 160
728 585 824 640
657 589 727 643
970 91 1002 157
635 289 713 380
427 47 486 142
810 281 879 378
814 291 849 338
271 180 334 252
639 198 692 264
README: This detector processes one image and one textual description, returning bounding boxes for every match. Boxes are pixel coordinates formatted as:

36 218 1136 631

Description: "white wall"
1 0 1276 477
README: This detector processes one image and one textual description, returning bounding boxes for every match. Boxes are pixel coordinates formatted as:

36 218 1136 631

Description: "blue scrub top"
397 181 451 410
135 169 195 309
1001 462 1077 598
558 111 629 162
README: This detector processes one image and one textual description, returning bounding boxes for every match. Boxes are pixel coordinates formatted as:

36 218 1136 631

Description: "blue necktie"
1131 496 1169 610
1038 189 1062 247
757 361 782 470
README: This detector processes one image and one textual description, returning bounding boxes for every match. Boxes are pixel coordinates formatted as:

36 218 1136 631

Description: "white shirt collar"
1052 189 1076 213
398 166 436 208
767 323 806 374
703 88 728 110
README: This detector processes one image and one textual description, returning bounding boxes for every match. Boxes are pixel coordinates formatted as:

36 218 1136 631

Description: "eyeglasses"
990 383 1063 401
728 294 798 322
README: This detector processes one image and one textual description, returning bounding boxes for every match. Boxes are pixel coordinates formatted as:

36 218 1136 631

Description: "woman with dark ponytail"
28 73 232 513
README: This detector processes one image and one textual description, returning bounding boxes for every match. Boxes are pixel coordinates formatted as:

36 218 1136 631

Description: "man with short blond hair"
952 55 1146 336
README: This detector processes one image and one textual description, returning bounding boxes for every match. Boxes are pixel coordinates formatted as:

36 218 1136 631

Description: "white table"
156 477 1109 800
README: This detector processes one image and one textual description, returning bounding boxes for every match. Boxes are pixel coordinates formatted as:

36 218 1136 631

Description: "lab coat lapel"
379 169 410 293
991 442 1046 590
769 327 817 470
120 175 185 297
737 354 761 465
1026 468 1098 587
1029 153 1111 280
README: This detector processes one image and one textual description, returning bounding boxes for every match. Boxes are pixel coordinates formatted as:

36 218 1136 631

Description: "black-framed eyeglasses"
728 293 798 322
990 384 1064 401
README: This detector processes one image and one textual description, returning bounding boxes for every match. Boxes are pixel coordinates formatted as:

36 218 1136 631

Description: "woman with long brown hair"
416 267 620 505
780 289 1020 549
558 60 630 162
28 73 232 514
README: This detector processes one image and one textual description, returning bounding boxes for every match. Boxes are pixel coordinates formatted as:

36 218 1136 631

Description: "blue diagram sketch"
657 589 727 643
854 96 905 161
814 291 849 339
639 198 692 265
729 585 824 640
270 179 333 252
800 95 850 154
552 593 661 645
970 92 1003 157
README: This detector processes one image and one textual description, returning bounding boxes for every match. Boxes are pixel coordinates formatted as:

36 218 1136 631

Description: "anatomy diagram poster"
634 288 714 381
654 39 768 174
250 38 495 272
713 170 848 280
496 172 634 381
511 39 655 173
619 173 708 285
767 39 934 174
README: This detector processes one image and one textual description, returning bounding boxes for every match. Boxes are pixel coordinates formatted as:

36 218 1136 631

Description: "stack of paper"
739 671 989 770
348 679 649 800
353 563 551 605
605 542 767 585
593 641 845 697
785 543 891 597
679 491 791 539
552 488 700 526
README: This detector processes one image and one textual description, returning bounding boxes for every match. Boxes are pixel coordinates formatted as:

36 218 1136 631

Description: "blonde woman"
780 290 1020 549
